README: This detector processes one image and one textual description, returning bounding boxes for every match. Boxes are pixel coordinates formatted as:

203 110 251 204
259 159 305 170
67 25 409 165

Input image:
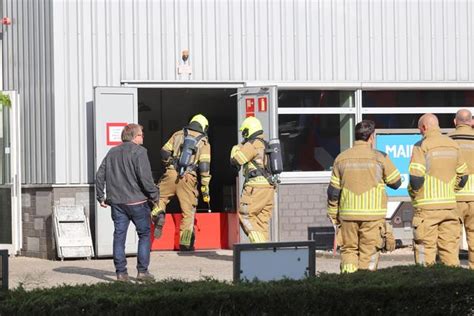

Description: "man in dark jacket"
96 123 159 281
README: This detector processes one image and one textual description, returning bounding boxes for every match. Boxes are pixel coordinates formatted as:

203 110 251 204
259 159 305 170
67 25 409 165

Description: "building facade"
1 0 474 258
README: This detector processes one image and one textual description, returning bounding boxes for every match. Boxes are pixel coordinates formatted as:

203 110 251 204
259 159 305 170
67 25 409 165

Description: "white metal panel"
268 0 282 80
407 0 420 81
93 87 138 257
471 0 474 79
370 0 383 80
456 0 469 81
320 0 333 80
345 0 358 81
67 0 81 184
419 0 432 80
294 0 307 80
394 1 408 81
53 0 67 183
432 1 445 80
81 0 95 183
203 0 218 80
163 1 176 80
382 0 396 80
136 0 149 80
94 0 107 85
189 0 203 80
444 0 457 81
148 1 162 80
359 0 371 80
255 0 269 80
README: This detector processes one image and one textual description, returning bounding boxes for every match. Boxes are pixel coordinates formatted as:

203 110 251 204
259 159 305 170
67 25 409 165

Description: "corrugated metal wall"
2 0 54 184
4 0 474 184
52 0 474 84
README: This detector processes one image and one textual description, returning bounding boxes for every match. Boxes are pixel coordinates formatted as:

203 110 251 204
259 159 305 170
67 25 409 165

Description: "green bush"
0 93 11 108
1 265 473 315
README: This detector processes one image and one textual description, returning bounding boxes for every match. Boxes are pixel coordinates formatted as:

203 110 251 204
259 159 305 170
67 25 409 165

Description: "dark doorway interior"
138 88 238 213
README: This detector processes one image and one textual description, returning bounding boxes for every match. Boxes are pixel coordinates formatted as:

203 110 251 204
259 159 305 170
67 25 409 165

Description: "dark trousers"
111 202 151 274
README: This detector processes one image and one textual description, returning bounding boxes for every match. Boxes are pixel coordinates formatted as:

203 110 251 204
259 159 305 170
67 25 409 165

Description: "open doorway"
138 88 238 214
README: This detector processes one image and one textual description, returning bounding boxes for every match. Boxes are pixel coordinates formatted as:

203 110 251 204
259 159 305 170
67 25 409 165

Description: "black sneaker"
136 271 155 282
152 213 166 239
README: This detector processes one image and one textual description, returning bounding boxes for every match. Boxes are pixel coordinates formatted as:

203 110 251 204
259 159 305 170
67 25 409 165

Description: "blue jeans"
111 202 151 274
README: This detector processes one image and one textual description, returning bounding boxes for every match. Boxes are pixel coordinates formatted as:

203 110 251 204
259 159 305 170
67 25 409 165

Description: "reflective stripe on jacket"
409 128 468 209
449 124 474 201
327 141 401 221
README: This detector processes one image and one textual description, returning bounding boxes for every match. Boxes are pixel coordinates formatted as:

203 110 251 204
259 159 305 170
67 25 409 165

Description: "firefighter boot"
179 230 195 251
151 211 166 239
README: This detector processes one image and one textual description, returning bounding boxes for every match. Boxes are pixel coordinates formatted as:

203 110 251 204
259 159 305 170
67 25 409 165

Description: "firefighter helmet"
190 114 209 133
240 116 263 139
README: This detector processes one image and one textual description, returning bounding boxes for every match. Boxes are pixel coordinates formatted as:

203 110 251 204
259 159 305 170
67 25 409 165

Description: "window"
279 114 353 171
363 91 474 108
278 91 355 172
363 114 456 129
362 90 474 129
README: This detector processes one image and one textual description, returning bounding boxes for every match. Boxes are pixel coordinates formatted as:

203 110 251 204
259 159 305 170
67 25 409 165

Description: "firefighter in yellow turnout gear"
409 113 468 266
152 114 211 251
327 120 401 273
449 109 474 268
231 117 275 243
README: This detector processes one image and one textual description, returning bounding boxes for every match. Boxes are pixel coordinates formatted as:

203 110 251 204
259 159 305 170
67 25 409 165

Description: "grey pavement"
6 247 468 290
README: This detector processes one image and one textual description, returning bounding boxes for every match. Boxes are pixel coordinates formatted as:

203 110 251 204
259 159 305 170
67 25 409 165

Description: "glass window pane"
279 114 354 171
0 188 12 244
363 90 474 107
279 90 354 108
363 113 455 129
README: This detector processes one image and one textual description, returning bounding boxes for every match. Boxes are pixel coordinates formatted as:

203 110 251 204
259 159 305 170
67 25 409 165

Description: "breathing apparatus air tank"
266 138 283 175
178 134 199 176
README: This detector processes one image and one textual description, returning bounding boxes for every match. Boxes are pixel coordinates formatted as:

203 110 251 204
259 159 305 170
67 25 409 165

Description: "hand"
201 185 210 203
329 215 340 226
100 201 108 208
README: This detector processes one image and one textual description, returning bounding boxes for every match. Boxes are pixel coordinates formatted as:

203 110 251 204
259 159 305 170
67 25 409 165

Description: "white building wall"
2 0 55 184
5 0 474 184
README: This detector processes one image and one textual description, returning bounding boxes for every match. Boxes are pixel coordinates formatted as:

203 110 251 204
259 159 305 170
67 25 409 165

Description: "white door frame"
0 91 22 254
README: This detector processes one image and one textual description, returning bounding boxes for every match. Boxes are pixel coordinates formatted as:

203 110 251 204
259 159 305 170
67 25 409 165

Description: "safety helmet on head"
240 116 263 139
189 114 209 133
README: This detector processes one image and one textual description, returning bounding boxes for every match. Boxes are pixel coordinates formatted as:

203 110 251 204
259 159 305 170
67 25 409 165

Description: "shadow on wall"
86 101 95 184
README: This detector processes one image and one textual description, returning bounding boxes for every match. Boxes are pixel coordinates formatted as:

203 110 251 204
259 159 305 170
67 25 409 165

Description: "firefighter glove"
151 202 160 217
201 185 210 203
230 145 239 159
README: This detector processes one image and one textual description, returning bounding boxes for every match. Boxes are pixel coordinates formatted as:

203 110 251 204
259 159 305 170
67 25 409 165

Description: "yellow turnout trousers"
339 219 385 273
156 169 198 247
457 201 474 269
412 209 461 266
239 186 274 243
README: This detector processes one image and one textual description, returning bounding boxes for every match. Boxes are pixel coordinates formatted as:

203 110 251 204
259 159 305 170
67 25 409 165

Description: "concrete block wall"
278 183 332 241
21 187 95 259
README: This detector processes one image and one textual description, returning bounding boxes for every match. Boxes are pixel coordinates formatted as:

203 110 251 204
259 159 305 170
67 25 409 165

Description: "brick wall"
21 187 95 259
278 183 332 241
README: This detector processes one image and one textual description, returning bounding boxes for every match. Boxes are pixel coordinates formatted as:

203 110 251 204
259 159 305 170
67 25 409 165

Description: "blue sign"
375 133 422 197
